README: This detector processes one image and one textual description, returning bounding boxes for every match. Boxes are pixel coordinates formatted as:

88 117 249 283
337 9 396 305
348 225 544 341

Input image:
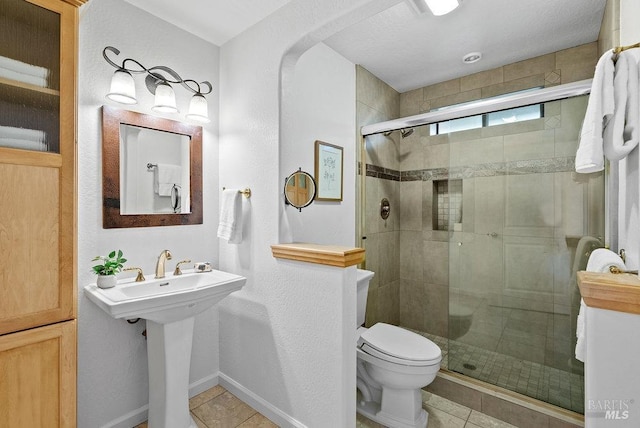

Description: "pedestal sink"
84 269 246 428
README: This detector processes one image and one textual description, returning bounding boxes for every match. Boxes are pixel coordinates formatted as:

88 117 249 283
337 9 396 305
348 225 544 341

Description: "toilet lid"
358 323 441 363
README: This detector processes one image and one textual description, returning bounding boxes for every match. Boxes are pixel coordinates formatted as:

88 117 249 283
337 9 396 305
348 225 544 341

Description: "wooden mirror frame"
101 105 203 228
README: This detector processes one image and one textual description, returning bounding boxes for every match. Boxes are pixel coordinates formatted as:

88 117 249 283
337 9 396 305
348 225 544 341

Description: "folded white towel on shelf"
575 50 615 173
153 163 182 196
575 248 627 362
0 138 47 152
0 125 46 142
0 67 48 87
0 55 49 79
604 50 640 161
217 189 243 244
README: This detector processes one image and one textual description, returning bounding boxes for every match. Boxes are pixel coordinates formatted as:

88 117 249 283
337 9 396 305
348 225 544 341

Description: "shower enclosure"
359 83 604 414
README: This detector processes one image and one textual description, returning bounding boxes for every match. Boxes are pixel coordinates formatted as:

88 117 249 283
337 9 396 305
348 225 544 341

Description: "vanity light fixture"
102 46 212 123
424 0 459 16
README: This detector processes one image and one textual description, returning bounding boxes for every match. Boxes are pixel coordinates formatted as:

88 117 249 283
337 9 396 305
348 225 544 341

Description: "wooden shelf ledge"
271 243 365 268
577 271 640 315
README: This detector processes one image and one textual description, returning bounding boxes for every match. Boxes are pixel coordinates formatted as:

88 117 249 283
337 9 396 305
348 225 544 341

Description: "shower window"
430 88 544 136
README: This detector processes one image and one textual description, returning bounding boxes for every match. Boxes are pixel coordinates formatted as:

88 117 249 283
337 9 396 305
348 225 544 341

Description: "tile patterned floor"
134 385 277 428
415 330 584 413
135 385 518 428
358 390 519 428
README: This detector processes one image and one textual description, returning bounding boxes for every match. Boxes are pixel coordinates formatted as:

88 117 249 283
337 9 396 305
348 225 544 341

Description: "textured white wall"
77 0 220 426
217 0 400 426
280 43 357 245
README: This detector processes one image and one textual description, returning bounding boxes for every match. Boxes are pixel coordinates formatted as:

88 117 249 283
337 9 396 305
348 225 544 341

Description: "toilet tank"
356 269 375 327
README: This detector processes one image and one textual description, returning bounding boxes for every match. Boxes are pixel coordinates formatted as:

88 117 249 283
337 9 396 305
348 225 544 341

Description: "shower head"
401 128 414 138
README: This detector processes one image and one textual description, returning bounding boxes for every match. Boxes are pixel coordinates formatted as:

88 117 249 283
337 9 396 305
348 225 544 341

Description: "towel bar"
222 187 251 199
609 266 639 275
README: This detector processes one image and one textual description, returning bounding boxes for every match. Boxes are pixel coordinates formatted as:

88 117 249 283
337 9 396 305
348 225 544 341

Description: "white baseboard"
100 374 219 428
218 372 307 428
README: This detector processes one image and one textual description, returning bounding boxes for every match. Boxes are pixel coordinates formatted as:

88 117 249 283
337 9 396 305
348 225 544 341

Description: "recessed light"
462 52 482 64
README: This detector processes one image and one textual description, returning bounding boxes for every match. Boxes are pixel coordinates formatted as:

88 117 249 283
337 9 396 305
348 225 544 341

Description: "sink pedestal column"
146 318 197 428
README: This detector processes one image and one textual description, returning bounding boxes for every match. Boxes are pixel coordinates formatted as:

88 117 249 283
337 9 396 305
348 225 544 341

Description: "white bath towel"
0 125 46 142
575 50 615 173
0 67 48 87
0 138 47 152
0 56 49 79
217 189 243 244
575 248 627 362
154 163 181 196
604 50 640 161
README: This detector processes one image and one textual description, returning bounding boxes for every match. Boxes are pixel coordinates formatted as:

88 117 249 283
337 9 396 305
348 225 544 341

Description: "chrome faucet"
155 249 172 279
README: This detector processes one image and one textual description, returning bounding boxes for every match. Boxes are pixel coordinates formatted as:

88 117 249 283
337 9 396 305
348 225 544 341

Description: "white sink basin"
85 267 246 427
84 269 246 323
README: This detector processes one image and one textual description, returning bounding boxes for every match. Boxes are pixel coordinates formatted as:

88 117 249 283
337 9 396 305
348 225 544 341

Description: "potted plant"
92 249 127 289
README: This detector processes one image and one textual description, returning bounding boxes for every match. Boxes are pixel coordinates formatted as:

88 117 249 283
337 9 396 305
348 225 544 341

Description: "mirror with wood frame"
101 105 203 228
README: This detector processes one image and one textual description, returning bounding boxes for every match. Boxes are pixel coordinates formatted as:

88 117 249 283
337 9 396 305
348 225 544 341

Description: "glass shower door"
445 94 604 413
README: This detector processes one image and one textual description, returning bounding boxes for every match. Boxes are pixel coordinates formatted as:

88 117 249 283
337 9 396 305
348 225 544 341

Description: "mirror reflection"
101 106 203 228
284 170 316 211
119 125 191 214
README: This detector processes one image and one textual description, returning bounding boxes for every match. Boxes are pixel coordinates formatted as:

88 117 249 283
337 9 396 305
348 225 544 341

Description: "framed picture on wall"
314 140 343 201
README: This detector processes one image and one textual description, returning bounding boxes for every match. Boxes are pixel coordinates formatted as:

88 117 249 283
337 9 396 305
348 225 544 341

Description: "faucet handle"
173 259 192 276
123 267 145 282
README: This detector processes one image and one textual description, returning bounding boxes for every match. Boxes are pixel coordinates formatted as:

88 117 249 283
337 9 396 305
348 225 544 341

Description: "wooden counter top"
271 243 365 268
577 271 640 315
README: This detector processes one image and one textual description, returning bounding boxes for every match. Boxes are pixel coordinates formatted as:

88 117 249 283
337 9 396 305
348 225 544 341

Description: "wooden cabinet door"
0 320 76 427
0 0 77 335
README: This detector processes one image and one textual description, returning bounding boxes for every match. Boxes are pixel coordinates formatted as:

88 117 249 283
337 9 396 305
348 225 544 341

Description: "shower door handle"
487 232 498 238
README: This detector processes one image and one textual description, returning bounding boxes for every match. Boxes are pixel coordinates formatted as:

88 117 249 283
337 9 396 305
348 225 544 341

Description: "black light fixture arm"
102 46 212 95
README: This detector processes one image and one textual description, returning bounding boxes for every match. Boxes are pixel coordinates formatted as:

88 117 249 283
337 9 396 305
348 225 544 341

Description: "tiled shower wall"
357 66 401 326
357 42 603 337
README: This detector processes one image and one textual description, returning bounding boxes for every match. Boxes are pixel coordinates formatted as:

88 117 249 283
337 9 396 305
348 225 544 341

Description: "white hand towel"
154 164 182 196
575 50 615 173
217 189 243 244
575 248 627 362
604 50 640 161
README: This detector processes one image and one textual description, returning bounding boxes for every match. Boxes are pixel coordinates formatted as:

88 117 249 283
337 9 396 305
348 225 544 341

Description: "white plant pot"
96 274 117 289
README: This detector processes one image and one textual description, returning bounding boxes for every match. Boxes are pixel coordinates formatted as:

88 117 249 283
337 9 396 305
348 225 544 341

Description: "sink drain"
463 363 477 370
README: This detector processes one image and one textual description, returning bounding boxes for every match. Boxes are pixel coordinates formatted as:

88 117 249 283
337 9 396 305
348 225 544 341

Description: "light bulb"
106 69 137 104
151 82 178 113
186 93 210 123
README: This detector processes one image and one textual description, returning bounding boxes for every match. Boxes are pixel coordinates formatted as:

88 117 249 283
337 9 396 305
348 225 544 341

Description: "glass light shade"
106 69 137 104
424 0 459 16
151 82 178 113
185 93 210 123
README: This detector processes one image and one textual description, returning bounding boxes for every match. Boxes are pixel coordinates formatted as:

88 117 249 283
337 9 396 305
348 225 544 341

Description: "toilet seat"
358 323 441 366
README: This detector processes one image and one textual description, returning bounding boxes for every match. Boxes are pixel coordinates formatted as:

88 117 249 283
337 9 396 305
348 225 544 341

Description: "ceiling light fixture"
424 0 460 16
102 46 213 123
462 52 482 64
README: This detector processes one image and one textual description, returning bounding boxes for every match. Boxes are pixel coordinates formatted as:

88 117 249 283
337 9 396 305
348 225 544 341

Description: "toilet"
356 269 442 428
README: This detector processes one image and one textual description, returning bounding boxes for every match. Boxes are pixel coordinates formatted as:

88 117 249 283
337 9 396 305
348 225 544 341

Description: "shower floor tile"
416 330 585 414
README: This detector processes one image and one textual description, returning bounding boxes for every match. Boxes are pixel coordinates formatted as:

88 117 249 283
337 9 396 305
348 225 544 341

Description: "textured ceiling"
325 0 607 92
122 0 607 93
122 0 292 46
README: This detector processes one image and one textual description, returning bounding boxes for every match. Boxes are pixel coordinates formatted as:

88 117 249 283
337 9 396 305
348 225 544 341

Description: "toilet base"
357 398 428 428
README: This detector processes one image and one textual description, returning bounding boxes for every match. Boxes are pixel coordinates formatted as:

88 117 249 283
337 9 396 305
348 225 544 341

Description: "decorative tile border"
368 157 578 182
365 163 401 181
